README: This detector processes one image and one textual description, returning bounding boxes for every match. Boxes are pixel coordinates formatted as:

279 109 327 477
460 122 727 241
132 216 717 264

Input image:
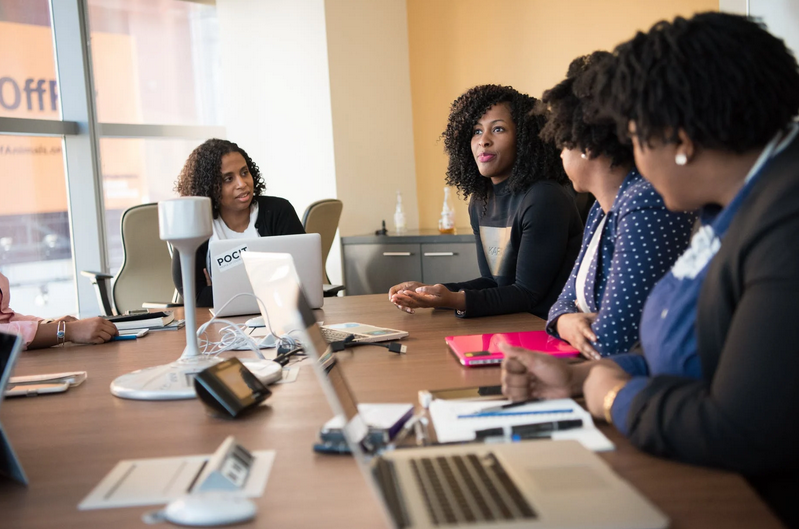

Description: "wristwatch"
56 321 67 346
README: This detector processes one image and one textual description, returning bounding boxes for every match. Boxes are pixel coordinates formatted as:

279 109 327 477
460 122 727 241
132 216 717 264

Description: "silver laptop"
245 256 669 529
0 333 27 485
208 233 324 316
241 252 407 344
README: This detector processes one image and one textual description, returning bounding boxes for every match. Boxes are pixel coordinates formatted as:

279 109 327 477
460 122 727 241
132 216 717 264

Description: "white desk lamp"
110 197 221 400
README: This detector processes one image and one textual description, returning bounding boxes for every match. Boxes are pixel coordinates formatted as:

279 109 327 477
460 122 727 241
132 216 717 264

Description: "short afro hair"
442 84 566 204
538 51 634 168
593 12 799 152
174 139 265 219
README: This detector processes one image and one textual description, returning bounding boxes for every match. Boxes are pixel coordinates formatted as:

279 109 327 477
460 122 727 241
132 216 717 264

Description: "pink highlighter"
446 330 579 366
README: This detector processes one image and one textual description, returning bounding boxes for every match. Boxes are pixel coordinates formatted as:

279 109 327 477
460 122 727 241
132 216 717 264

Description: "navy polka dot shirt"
546 170 696 356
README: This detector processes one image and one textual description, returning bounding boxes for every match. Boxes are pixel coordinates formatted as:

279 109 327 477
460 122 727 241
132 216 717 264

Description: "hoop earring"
675 153 687 166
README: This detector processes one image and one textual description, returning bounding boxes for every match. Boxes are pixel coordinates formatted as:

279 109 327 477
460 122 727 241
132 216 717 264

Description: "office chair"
302 199 344 297
82 203 182 316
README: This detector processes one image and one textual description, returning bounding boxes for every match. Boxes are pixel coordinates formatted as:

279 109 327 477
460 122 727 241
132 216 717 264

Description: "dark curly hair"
592 12 799 152
537 51 634 168
174 139 265 219
442 84 566 204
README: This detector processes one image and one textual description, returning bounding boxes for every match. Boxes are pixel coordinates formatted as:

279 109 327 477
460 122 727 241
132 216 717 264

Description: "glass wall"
88 0 222 276
0 1 75 317
0 0 224 317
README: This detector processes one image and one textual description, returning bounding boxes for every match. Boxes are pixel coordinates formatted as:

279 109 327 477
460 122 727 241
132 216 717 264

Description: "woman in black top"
171 139 304 306
389 85 583 318
501 13 799 526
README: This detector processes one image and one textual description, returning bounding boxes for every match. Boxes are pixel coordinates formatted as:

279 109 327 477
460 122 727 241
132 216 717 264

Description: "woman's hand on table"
389 282 465 313
66 317 119 344
500 343 577 401
583 362 631 421
556 312 601 360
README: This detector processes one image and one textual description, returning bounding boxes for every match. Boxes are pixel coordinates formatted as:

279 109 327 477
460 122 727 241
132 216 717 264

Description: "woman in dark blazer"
500 13 799 526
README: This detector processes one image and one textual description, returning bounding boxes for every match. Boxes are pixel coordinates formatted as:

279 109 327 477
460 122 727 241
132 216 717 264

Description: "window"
0 2 75 317
0 0 225 317
87 0 224 276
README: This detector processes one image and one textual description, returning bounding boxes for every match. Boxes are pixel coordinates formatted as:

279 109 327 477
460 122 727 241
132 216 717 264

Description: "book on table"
106 311 175 330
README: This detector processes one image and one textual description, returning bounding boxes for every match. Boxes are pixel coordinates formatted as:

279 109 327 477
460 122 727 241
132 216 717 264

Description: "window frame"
0 0 225 315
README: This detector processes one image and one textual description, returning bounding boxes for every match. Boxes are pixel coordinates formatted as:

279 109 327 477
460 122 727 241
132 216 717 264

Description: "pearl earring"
675 153 687 166
581 153 587 159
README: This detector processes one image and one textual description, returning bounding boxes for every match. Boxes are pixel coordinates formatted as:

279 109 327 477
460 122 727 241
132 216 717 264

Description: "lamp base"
110 357 284 401
110 357 222 401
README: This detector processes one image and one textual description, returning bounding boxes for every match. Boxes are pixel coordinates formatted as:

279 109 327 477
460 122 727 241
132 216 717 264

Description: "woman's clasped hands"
388 281 466 314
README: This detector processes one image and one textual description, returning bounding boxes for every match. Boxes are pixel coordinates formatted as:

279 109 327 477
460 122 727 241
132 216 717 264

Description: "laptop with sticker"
209 233 324 317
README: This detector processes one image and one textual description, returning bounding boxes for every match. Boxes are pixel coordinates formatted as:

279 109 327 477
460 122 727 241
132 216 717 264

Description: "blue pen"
111 334 138 341
457 408 574 419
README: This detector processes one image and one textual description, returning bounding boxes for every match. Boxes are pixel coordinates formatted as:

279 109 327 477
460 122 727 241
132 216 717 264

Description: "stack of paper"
428 398 614 452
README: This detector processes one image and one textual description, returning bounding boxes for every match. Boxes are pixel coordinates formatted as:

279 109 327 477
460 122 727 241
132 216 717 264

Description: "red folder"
445 330 579 367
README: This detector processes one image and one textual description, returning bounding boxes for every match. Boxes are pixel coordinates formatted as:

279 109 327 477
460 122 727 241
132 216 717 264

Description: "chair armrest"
323 284 345 297
80 270 114 282
80 270 115 316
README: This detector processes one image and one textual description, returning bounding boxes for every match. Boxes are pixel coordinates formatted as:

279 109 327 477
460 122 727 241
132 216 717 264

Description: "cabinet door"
421 242 480 285
343 243 421 295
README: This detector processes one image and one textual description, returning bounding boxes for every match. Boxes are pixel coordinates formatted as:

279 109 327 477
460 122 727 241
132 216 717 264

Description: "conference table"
0 294 784 529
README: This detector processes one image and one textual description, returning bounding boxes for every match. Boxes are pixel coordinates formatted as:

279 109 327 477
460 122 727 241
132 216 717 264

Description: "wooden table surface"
0 295 784 528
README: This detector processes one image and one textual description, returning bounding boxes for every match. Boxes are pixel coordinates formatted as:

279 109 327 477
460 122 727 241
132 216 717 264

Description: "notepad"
428 397 614 451
446 330 579 366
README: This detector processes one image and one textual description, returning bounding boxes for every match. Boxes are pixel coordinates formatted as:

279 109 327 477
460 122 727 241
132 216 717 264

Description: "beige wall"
325 0 419 237
407 0 719 230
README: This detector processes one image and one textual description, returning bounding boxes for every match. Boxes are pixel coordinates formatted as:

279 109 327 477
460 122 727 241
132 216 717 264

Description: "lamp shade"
158 197 213 243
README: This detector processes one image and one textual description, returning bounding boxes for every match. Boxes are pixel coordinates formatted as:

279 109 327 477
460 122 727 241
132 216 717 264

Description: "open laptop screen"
0 332 27 484
0 333 22 412
241 251 362 428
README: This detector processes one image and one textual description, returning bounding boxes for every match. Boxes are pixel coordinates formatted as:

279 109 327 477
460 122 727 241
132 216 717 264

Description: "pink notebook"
446 330 579 366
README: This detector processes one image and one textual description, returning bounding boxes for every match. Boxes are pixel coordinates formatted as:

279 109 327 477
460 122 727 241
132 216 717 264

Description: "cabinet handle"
423 252 456 257
382 252 413 256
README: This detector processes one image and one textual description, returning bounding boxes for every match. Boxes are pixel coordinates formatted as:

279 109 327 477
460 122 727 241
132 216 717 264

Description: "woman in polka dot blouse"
537 52 695 359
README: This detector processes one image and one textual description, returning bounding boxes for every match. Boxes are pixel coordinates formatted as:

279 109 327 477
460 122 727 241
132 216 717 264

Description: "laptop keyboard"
320 327 365 343
408 453 536 526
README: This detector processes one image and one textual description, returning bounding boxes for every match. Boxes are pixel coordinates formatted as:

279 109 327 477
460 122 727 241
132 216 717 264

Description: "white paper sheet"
429 398 614 452
78 450 275 510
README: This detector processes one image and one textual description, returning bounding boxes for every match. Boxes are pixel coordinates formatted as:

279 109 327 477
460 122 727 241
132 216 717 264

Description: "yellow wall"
407 0 719 230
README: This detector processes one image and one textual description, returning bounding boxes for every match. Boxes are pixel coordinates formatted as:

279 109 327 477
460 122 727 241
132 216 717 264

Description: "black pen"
512 419 583 438
479 398 540 413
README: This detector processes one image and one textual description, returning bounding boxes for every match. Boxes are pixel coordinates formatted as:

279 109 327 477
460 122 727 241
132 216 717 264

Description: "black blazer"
171 195 305 307
624 137 799 527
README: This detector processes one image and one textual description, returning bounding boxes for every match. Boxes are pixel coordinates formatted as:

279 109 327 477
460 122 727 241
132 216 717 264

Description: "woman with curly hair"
538 52 695 359
172 139 304 306
501 13 799 525
390 85 583 318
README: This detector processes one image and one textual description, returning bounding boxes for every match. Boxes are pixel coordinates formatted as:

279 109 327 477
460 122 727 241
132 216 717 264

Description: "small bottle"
393 190 407 234
438 186 455 234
